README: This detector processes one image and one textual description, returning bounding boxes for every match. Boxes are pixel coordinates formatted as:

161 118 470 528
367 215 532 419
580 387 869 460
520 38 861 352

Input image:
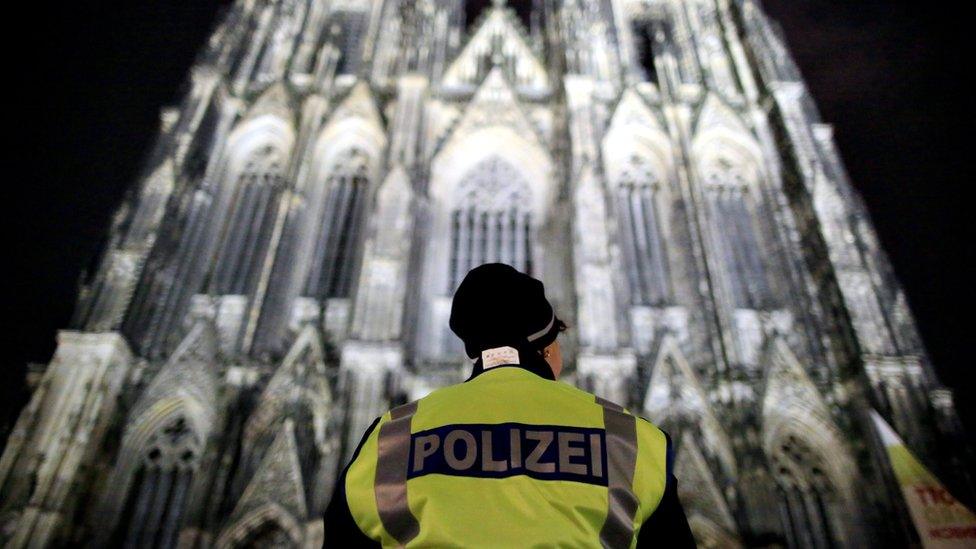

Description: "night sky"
7 2 972 435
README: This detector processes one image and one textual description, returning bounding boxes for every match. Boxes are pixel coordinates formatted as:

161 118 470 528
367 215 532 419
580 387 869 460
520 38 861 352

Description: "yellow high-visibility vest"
343 366 670 548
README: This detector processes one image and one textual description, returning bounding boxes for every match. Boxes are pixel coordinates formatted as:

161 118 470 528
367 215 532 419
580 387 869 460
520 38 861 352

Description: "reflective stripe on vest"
596 396 640 548
375 401 420 545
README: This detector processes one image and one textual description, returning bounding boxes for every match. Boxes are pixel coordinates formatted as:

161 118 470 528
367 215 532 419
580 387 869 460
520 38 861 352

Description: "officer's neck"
466 357 556 382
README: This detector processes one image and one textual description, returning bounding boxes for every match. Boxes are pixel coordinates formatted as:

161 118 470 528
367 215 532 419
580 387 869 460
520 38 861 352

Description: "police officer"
324 263 696 547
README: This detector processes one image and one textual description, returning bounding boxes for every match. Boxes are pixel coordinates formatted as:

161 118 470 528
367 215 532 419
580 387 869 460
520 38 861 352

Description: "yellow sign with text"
872 410 976 547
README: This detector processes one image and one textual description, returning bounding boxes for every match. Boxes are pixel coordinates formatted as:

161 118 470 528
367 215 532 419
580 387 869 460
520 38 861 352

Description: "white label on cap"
481 346 520 369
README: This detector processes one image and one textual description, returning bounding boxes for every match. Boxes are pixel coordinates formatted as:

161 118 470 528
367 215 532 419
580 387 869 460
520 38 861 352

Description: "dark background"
6 1 972 436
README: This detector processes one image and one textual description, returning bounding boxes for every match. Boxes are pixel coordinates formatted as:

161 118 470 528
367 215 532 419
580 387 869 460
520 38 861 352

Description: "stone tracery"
304 148 371 299
701 152 773 310
448 156 534 289
213 143 289 297
116 415 199 548
614 153 672 306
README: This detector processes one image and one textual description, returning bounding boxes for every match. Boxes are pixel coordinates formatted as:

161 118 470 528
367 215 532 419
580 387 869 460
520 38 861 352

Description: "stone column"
565 76 635 405
0 332 133 548
339 76 428 458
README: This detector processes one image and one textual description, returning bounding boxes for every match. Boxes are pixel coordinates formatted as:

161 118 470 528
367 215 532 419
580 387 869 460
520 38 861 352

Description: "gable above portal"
440 6 549 96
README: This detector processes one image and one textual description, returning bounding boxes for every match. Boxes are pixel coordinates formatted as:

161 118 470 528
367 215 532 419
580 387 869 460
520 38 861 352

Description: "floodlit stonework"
2 0 971 547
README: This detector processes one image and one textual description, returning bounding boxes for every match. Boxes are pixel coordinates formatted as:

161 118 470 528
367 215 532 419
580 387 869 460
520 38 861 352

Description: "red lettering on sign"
930 526 976 539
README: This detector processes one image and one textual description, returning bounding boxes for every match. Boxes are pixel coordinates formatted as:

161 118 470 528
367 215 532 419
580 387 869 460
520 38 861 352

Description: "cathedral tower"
2 0 971 547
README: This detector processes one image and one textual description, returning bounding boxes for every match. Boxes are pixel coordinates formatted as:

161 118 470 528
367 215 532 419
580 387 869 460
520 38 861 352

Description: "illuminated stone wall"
1 1 971 547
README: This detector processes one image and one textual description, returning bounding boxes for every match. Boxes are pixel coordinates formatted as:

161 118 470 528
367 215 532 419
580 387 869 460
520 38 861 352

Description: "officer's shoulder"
398 381 467 409
572 388 666 435
543 378 613 407
634 414 666 440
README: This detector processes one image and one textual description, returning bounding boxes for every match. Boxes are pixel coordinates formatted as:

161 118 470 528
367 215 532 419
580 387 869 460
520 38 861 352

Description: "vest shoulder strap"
374 400 421 546
596 396 641 547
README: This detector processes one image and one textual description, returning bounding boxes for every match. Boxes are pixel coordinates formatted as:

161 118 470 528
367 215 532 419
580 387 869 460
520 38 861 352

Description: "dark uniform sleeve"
636 432 697 548
323 418 382 548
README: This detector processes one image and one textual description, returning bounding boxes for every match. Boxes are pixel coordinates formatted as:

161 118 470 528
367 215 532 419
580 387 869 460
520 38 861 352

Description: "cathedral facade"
2 0 971 547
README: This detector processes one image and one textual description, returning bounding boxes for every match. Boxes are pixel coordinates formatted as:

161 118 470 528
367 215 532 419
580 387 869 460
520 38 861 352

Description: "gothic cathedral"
2 0 971 547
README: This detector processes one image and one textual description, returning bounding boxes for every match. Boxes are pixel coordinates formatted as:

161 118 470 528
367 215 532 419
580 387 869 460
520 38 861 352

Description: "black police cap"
449 263 563 360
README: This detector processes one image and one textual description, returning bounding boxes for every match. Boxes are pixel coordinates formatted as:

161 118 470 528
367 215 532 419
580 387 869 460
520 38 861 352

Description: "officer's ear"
542 340 563 379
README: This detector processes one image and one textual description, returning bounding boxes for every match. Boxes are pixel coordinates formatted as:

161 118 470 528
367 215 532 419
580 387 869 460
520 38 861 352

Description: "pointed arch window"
615 155 671 306
239 522 294 548
449 156 534 289
304 149 370 299
631 20 659 84
770 434 840 549
213 144 287 296
116 416 200 549
335 9 368 75
703 158 772 309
